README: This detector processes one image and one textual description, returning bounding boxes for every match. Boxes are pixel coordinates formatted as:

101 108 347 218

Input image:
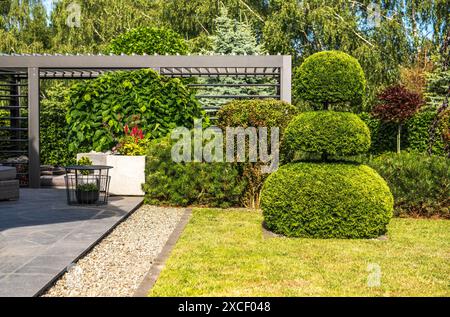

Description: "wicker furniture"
0 166 19 201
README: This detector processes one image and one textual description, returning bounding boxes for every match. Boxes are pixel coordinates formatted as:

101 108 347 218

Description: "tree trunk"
397 124 402 154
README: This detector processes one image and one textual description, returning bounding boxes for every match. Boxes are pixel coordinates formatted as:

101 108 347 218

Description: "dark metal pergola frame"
0 54 292 188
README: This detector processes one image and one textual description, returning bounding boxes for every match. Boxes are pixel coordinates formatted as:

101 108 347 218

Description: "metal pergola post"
28 67 40 188
0 54 292 188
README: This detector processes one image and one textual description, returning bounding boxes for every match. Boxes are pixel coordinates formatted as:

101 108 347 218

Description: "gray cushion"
0 166 17 181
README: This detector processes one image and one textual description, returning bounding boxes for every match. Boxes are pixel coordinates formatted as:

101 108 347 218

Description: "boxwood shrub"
261 162 394 238
66 69 204 153
143 136 246 208
284 111 371 159
369 152 449 218
294 50 366 110
216 99 299 208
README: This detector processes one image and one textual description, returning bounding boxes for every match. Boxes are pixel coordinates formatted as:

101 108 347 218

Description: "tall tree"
160 0 269 39
50 0 162 53
0 0 51 53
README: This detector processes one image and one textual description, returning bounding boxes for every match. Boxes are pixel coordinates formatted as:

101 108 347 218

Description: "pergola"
0 54 292 188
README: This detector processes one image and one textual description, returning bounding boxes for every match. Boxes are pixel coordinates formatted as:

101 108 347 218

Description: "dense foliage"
359 111 446 156
217 99 298 208
372 85 424 124
66 69 204 153
294 51 366 110
40 82 74 166
372 85 424 153
261 162 393 238
196 8 274 110
108 27 188 55
284 111 371 160
143 136 246 208
369 152 449 218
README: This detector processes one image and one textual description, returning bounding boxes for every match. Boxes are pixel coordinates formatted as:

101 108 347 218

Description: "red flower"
124 124 129 135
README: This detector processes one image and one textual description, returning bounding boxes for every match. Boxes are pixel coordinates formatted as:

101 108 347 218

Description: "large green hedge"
143 136 246 208
369 152 449 218
216 99 299 208
66 69 204 153
261 162 394 238
294 51 366 110
284 111 371 159
40 82 75 166
108 27 188 55
359 110 446 155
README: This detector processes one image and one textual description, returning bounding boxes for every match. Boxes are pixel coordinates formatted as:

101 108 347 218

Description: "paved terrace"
0 189 142 297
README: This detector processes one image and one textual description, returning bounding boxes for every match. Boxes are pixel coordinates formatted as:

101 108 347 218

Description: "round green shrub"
284 111 371 158
294 50 366 109
108 26 188 55
216 99 299 208
261 162 394 238
66 69 204 152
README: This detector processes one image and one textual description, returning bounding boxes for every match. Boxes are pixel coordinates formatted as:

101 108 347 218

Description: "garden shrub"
261 162 393 238
216 99 298 208
359 110 446 155
40 82 75 166
369 152 449 218
108 27 188 55
284 111 371 159
66 69 204 153
294 50 366 110
143 136 246 208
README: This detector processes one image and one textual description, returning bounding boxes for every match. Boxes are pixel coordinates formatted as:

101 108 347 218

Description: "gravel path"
42 205 185 297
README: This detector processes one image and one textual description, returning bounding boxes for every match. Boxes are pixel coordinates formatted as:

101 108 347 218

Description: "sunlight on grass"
150 208 450 297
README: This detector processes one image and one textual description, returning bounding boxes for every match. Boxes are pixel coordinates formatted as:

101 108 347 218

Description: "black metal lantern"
64 165 113 205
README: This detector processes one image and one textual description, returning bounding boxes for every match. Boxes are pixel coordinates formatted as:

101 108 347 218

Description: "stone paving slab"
0 188 142 297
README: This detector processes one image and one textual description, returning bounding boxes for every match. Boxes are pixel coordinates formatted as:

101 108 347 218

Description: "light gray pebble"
42 205 184 297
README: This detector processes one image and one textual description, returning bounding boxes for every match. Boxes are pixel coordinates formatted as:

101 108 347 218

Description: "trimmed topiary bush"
108 26 188 55
217 99 298 208
284 111 371 159
294 50 366 110
143 136 246 208
369 152 449 218
66 69 204 153
261 162 394 238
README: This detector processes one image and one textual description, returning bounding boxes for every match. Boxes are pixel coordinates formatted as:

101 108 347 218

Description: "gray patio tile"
0 273 54 297
0 188 142 296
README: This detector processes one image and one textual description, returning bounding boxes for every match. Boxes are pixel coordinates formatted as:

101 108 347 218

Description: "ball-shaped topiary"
294 51 366 109
284 111 371 159
108 27 188 55
261 162 394 238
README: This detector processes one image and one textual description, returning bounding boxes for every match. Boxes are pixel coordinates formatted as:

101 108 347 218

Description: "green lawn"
149 208 450 297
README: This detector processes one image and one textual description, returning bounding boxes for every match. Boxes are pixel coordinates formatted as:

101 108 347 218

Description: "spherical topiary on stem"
261 162 394 239
294 50 366 110
283 111 371 160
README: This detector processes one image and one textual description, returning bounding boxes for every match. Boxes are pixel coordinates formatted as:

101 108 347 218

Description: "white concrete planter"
76 153 145 196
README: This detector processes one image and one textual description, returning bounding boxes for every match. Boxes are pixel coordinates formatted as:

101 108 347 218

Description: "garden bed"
149 208 450 297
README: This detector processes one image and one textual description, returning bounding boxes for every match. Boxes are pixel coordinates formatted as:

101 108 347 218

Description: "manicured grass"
149 209 450 297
